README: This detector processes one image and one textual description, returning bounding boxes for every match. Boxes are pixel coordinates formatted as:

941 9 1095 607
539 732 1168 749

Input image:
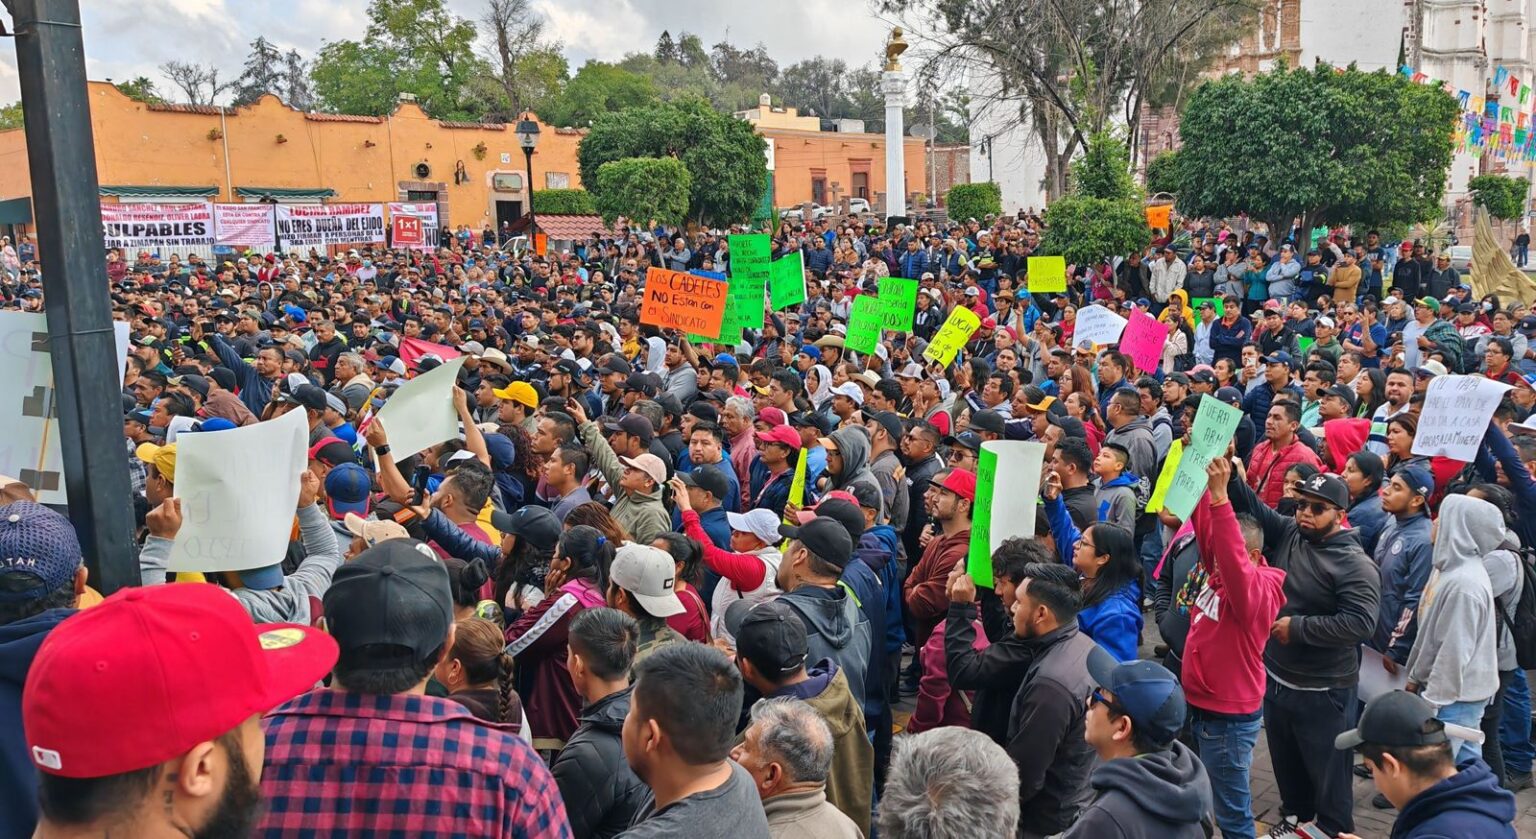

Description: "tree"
593 157 693 227
1072 129 1137 200
283 50 316 111
711 41 778 90
0 102 21 131
1144 150 1181 196
115 77 163 104
654 31 678 64
311 40 402 115
676 33 709 70
233 37 285 106
159 61 235 106
531 189 596 214
364 0 481 119
776 57 850 118
480 0 566 120
578 97 768 227
945 182 1001 220
1468 174 1530 220
1039 131 1149 265
541 61 658 127
1174 64 1458 240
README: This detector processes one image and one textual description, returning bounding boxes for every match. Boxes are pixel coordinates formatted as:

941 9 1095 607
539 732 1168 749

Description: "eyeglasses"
1298 500 1335 515
1089 689 1123 715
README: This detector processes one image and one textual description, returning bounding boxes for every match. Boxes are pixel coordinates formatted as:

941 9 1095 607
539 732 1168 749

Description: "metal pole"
9 0 137 593
524 147 536 249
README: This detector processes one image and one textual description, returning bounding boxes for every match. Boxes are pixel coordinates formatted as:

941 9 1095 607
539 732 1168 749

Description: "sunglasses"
1297 500 1336 515
1090 689 1123 714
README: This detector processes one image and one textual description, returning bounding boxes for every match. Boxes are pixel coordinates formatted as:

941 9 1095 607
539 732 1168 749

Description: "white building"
967 89 1049 213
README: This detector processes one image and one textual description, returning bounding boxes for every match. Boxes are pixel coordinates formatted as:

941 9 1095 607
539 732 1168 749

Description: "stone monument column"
882 27 909 219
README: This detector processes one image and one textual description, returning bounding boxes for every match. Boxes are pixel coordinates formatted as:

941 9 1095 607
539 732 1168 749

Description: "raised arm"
1041 472 1080 566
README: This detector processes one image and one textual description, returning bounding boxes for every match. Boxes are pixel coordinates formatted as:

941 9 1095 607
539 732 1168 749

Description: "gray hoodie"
1061 740 1214 839
828 426 885 521
1484 534 1522 673
1405 495 1501 706
778 585 872 712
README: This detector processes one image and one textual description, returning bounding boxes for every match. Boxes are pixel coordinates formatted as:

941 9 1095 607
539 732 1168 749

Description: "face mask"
1484 301 1494 312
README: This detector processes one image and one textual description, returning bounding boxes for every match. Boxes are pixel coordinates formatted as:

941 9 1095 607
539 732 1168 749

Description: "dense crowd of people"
0 212 1532 838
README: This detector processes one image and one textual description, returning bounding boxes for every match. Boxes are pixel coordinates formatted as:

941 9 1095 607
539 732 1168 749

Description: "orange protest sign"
640 268 729 336
1145 204 1172 230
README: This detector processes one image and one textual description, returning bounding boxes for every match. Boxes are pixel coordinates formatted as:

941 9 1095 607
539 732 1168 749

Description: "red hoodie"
1322 418 1370 472
1181 495 1287 715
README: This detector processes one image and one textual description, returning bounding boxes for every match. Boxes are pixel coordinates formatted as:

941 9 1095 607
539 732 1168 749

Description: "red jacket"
902 528 971 648
1182 495 1287 715
907 616 986 733
504 578 606 749
1247 437 1323 508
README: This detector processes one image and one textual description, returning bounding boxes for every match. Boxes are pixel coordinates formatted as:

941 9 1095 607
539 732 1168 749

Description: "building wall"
762 127 924 210
0 82 587 232
929 144 972 204
967 83 1049 213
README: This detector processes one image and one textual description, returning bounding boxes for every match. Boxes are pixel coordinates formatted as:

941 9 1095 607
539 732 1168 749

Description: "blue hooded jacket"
858 524 906 658
0 608 74 839
1044 492 1145 662
1391 759 1515 839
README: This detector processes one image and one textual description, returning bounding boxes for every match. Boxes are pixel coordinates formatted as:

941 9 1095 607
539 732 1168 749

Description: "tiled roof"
534 214 610 240
304 113 384 124
146 102 230 115
437 120 507 130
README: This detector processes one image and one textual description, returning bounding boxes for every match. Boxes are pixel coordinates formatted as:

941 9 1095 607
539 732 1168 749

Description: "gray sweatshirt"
1405 495 1501 706
1483 535 1522 673
139 503 344 624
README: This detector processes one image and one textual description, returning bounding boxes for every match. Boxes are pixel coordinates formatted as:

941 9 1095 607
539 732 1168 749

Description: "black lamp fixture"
515 118 541 240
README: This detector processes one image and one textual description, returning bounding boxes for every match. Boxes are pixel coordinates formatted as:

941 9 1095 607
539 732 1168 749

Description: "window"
545 172 571 189
811 176 827 206
406 190 438 202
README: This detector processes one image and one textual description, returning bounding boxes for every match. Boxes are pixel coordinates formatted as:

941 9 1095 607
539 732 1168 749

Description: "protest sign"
1402 320 1423 370
968 441 1046 587
1412 374 1513 461
1119 309 1165 372
101 202 214 252
641 268 729 336
1145 204 1172 230
769 251 806 311
685 269 735 344
1073 304 1128 348
275 203 386 250
782 451 809 527
1145 439 1184 515
375 356 469 456
211 204 275 250
727 234 772 333
386 202 440 252
1296 336 1316 356
397 336 462 368
166 407 308 573
877 276 918 331
922 307 982 366
1191 297 1224 316
0 312 130 504
1026 256 1067 294
1161 397 1244 520
391 214 424 247
846 295 884 356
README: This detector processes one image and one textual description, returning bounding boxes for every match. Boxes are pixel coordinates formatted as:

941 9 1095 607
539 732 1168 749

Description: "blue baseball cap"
324 463 372 520
0 502 83 602
193 418 237 433
1261 351 1294 368
797 344 822 361
712 352 738 366
1392 464 1434 500
1087 647 1186 747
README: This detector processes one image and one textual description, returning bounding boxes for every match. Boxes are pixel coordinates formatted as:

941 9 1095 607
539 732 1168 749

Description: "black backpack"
1496 549 1536 670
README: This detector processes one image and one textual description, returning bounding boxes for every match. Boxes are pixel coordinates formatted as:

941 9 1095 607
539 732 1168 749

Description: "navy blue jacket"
0 609 74 839
208 332 278 416
1391 759 1515 839
1475 422 1536 552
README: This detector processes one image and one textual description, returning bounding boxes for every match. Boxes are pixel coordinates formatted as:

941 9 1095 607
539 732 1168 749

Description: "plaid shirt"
258 689 571 839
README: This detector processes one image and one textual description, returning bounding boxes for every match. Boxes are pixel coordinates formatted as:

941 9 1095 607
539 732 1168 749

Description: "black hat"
208 367 237 392
687 401 720 424
811 498 865 549
968 410 1006 435
553 358 585 379
943 430 983 452
1294 472 1349 510
169 374 209 399
778 515 853 565
1214 386 1244 407
1335 690 1482 751
489 505 562 552
280 383 328 412
1045 412 1086 440
868 410 905 444
724 599 808 677
602 413 654 445
1323 384 1357 410
596 357 633 376
845 481 882 512
623 372 658 397
322 539 452 662
1165 372 1191 387
1189 369 1217 385
677 465 731 503
654 392 684 420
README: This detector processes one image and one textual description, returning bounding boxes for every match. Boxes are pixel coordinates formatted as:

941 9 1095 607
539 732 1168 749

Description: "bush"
1073 131 1138 201
1468 174 1530 220
1144 151 1182 196
592 157 692 227
531 189 596 215
945 182 1002 221
1039 195 1152 267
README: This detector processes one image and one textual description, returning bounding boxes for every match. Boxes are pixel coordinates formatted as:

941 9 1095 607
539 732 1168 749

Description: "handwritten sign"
1402 320 1423 370
166 407 308 572
1145 204 1172 230
1026 256 1067 293
1191 297 1224 316
685 269 732 344
922 307 982 366
641 268 728 335
374 356 469 456
769 251 806 311
727 233 772 332
1145 439 1184 515
1073 304 1128 348
846 295 884 356
1119 309 1165 372
878 276 918 331
1161 397 1244 520
968 441 1046 587
1296 335 1316 356
1413 374 1513 461
782 450 809 527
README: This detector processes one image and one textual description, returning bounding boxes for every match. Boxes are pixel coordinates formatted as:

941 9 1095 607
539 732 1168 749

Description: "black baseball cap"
724 598 808 677
677 465 731 503
967 410 1006 435
322 539 452 663
489 505 561 551
868 410 905 444
1294 472 1349 510
1335 690 1483 751
1322 384 1357 410
1086 647 1186 748
553 358 585 379
1045 412 1086 440
778 515 853 565
687 401 720 424
602 412 654 445
1214 386 1244 407
943 430 983 452
623 372 658 397
810 498 865 549
279 383 328 412
596 357 632 376
1189 369 1217 385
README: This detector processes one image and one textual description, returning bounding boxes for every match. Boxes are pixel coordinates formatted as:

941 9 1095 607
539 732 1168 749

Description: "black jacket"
1061 741 1215 839
1008 621 1099 836
1153 531 1202 675
1227 471 1380 689
943 602 1033 746
550 687 649 839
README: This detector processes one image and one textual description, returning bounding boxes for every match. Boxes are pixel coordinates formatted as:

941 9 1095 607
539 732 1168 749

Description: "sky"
0 0 896 105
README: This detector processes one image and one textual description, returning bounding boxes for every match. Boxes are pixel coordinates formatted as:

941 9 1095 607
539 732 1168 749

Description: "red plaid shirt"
258 689 571 838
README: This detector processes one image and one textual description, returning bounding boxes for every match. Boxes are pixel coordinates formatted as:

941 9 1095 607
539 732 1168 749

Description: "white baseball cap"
830 382 864 405
726 508 783 544
609 543 684 617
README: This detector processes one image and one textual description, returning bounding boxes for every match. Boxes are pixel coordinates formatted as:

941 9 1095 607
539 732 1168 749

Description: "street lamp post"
516 119 541 250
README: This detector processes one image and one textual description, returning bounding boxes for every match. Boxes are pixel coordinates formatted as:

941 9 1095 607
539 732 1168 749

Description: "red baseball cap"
24 584 337 778
758 425 803 449
931 468 978 501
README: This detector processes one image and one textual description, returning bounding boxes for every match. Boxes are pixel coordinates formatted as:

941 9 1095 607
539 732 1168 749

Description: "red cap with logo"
932 468 978 501
23 584 337 778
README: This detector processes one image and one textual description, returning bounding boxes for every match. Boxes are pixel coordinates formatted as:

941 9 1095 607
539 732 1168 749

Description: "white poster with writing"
101 202 214 253
374 356 468 456
1412 374 1512 462
213 204 276 250
166 407 308 572
274 203 386 250
1073 304 1129 349
387 202 440 252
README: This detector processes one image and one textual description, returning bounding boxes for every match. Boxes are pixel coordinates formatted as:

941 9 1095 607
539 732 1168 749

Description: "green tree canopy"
0 102 21 131
540 61 658 127
1072 130 1138 201
1144 150 1181 196
1039 131 1149 265
115 77 163 104
945 182 1001 221
593 157 692 227
1468 174 1530 220
578 98 767 227
309 0 489 120
1174 64 1458 238
531 188 596 214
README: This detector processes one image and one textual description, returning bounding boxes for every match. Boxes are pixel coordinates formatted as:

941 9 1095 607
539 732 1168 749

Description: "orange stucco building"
0 82 928 234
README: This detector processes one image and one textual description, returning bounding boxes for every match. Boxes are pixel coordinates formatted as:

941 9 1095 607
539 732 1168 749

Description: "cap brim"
1334 727 1365 751
1293 487 1343 509
632 590 686 618
777 523 803 542
1086 644 1118 690
254 623 340 710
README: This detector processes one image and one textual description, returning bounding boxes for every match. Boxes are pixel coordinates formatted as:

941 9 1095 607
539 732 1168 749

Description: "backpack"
1495 549 1536 670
